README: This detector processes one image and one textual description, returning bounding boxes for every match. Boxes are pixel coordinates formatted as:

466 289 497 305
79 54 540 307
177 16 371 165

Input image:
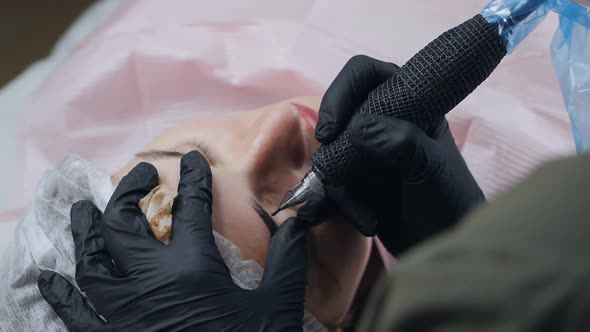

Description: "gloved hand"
311 55 485 255
37 151 309 332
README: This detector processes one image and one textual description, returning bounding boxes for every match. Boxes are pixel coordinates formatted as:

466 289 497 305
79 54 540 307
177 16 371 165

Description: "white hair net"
0 156 326 332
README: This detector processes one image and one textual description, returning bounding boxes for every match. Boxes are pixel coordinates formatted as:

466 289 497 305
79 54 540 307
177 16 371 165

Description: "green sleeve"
358 153 590 332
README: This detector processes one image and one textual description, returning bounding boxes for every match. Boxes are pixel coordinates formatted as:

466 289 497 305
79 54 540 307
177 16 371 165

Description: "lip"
291 102 319 133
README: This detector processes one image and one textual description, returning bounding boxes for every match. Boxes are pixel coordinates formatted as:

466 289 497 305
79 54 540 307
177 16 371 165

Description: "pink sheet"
13 0 575 215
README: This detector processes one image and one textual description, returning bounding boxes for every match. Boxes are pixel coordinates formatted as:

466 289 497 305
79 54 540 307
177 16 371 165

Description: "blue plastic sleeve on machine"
549 0 590 153
481 0 551 53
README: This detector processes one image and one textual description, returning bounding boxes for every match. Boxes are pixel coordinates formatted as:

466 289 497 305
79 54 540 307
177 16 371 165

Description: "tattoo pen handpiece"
274 0 548 215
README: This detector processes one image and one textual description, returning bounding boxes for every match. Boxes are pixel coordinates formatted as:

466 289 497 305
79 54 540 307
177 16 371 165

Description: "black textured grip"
310 14 507 185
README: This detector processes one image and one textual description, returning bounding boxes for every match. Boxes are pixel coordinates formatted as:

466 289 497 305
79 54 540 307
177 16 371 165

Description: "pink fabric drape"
11 0 574 219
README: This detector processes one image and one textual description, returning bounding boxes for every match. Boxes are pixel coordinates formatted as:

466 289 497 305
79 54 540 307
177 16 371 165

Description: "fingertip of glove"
274 217 304 241
315 121 337 143
37 269 56 289
296 191 328 226
282 216 298 228
180 151 212 182
135 161 158 175
131 162 159 188
353 217 379 237
71 200 95 213
181 150 209 167
70 200 100 235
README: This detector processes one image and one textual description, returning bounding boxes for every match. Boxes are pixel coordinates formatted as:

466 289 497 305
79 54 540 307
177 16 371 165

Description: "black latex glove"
312 55 485 256
37 151 309 332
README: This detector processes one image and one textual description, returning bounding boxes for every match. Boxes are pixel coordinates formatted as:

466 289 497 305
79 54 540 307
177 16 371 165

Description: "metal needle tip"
273 192 294 216
273 169 324 217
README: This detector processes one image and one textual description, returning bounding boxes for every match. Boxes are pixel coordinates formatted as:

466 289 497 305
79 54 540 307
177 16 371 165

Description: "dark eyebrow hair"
135 140 215 163
137 151 275 234
251 199 278 236
135 150 184 161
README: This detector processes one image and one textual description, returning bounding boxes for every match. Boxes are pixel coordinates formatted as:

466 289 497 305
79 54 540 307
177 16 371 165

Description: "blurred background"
0 1 96 87
0 0 105 252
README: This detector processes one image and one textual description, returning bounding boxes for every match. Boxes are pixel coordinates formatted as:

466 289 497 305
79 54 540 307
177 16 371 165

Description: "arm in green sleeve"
359 153 590 332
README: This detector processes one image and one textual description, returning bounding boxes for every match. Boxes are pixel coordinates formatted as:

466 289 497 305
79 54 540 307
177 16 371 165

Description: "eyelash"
251 199 278 236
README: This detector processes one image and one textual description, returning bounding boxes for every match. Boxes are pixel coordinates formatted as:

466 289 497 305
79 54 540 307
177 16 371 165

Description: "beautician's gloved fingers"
260 218 307 285
323 185 380 236
37 270 104 331
349 114 440 180
171 151 215 246
316 55 400 142
101 162 159 274
171 151 233 280
348 114 485 252
71 201 118 284
296 189 330 227
257 217 308 329
297 187 380 236
70 200 132 315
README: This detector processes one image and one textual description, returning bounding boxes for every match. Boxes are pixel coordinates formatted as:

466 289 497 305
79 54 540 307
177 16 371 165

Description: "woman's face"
113 96 371 329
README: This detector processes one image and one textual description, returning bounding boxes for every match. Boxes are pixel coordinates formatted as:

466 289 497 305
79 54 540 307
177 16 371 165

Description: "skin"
112 96 372 330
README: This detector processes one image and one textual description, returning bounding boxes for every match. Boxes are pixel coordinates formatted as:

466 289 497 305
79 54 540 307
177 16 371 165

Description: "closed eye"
251 199 278 236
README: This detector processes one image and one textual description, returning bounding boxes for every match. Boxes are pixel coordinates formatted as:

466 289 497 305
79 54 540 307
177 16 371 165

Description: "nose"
245 105 308 193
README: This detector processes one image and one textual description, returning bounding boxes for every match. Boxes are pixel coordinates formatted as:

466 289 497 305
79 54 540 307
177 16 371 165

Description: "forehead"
146 96 322 152
146 110 259 154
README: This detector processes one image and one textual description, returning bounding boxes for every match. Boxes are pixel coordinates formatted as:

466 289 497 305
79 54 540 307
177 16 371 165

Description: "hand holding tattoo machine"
274 0 590 215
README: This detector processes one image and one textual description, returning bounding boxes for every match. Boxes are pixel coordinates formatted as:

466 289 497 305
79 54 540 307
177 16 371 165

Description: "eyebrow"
135 140 215 163
135 150 184 160
137 142 278 235
251 199 278 236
